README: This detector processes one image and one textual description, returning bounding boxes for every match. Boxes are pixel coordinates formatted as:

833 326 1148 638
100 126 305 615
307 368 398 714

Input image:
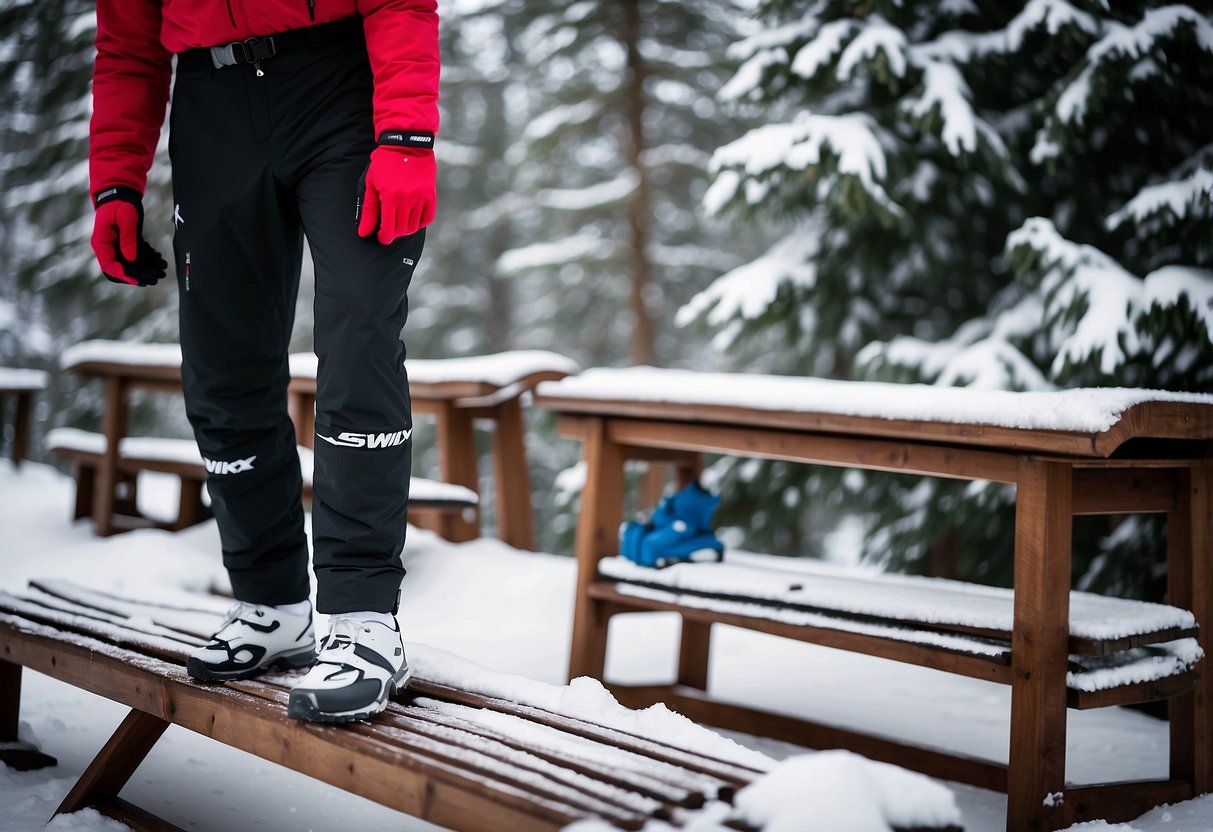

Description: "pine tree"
498 0 755 367
686 2 1213 595
0 0 178 446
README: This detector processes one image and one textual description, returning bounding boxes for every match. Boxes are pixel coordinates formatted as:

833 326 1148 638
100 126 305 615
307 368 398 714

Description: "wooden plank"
1007 459 1073 831
1168 461 1213 792
93 376 127 536
433 400 481 543
66 360 183 386
603 418 1022 483
1071 468 1178 515
407 679 763 786
590 583 1014 684
1049 780 1194 828
678 617 712 691
490 397 536 551
597 572 1195 659
230 679 717 810
568 417 626 682
95 797 189 832
1068 670 1198 710
0 625 578 832
537 394 1213 458
606 682 1009 793
56 708 170 815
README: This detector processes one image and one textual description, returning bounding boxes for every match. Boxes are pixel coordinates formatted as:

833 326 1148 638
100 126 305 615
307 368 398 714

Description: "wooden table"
535 367 1213 831
289 350 578 550
0 367 49 467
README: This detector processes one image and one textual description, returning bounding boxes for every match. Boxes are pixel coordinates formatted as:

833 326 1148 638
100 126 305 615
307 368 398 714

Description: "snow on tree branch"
1107 168 1213 232
537 170 638 211
900 61 1005 159
1033 5 1213 160
836 15 907 81
496 234 620 275
676 228 819 349
706 113 902 220
914 0 1098 63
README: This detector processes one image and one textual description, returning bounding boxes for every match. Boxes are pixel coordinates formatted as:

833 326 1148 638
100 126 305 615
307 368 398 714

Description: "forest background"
1 0 1210 605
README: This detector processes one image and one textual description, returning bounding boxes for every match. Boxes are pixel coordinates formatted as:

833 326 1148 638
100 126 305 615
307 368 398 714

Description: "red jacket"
90 0 440 196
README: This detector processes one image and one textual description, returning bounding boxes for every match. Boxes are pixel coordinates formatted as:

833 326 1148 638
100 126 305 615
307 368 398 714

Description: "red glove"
356 142 437 245
91 186 167 287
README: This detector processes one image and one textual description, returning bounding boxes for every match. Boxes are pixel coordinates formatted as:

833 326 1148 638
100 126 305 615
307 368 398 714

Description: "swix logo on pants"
203 455 256 475
317 428 412 449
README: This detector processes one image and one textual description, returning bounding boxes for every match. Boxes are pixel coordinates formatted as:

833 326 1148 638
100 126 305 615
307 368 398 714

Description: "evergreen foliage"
0 0 178 438
497 0 755 367
688 1 1213 597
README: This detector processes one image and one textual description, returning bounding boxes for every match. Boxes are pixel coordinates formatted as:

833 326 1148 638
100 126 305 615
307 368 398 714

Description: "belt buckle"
240 36 277 64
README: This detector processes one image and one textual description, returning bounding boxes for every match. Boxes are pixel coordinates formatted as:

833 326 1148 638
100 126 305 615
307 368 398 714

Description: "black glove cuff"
94 185 143 209
378 130 435 149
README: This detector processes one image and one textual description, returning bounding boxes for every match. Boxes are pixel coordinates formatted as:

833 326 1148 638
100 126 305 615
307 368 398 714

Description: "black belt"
177 15 364 75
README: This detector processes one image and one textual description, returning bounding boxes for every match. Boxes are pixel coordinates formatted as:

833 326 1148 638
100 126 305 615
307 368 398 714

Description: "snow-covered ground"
2 459 1210 832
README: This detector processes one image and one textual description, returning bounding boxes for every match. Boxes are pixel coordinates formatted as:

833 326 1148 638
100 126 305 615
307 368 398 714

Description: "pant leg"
290 60 423 615
170 65 310 606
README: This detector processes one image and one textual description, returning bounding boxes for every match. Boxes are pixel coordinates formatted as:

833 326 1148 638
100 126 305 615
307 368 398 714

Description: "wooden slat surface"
0 586 790 831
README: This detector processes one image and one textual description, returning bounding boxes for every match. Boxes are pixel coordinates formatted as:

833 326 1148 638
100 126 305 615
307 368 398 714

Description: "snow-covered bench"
0 366 48 467
535 366 1213 832
289 350 580 550
0 581 966 831
46 428 478 533
59 340 577 546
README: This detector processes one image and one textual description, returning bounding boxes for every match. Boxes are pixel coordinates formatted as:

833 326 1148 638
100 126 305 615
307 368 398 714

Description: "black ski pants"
170 17 421 614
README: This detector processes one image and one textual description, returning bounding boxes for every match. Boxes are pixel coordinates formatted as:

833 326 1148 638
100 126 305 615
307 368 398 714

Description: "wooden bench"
0 580 965 831
59 340 575 546
46 427 478 534
0 366 48 467
534 366 1213 831
289 350 579 550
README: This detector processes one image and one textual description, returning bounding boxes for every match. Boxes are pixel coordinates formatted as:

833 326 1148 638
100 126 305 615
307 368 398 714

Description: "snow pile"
536 365 1213 434
732 751 961 832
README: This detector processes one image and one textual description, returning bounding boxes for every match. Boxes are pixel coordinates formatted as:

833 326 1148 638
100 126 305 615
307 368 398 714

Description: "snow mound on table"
59 340 182 369
289 349 579 386
407 642 772 771
733 751 961 832
0 367 48 390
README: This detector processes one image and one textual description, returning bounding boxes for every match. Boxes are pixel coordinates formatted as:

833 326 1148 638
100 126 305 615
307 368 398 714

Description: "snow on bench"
47 429 477 514
537 366 1213 435
598 554 1202 694
290 349 581 390
0 581 963 832
0 367 48 391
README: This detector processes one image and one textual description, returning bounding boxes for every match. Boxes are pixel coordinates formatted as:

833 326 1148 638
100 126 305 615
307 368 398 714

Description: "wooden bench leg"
568 417 625 682
1169 462 1213 793
55 708 170 819
491 399 536 551
0 660 58 770
1007 459 1073 831
12 390 32 467
73 461 97 522
435 402 481 543
173 479 211 531
93 378 129 537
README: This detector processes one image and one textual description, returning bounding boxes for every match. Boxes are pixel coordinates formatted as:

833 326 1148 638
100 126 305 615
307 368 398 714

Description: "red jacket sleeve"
358 0 441 139
89 0 172 197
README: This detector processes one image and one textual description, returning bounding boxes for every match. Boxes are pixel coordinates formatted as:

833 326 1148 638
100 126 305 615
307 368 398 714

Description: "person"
88 0 439 723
